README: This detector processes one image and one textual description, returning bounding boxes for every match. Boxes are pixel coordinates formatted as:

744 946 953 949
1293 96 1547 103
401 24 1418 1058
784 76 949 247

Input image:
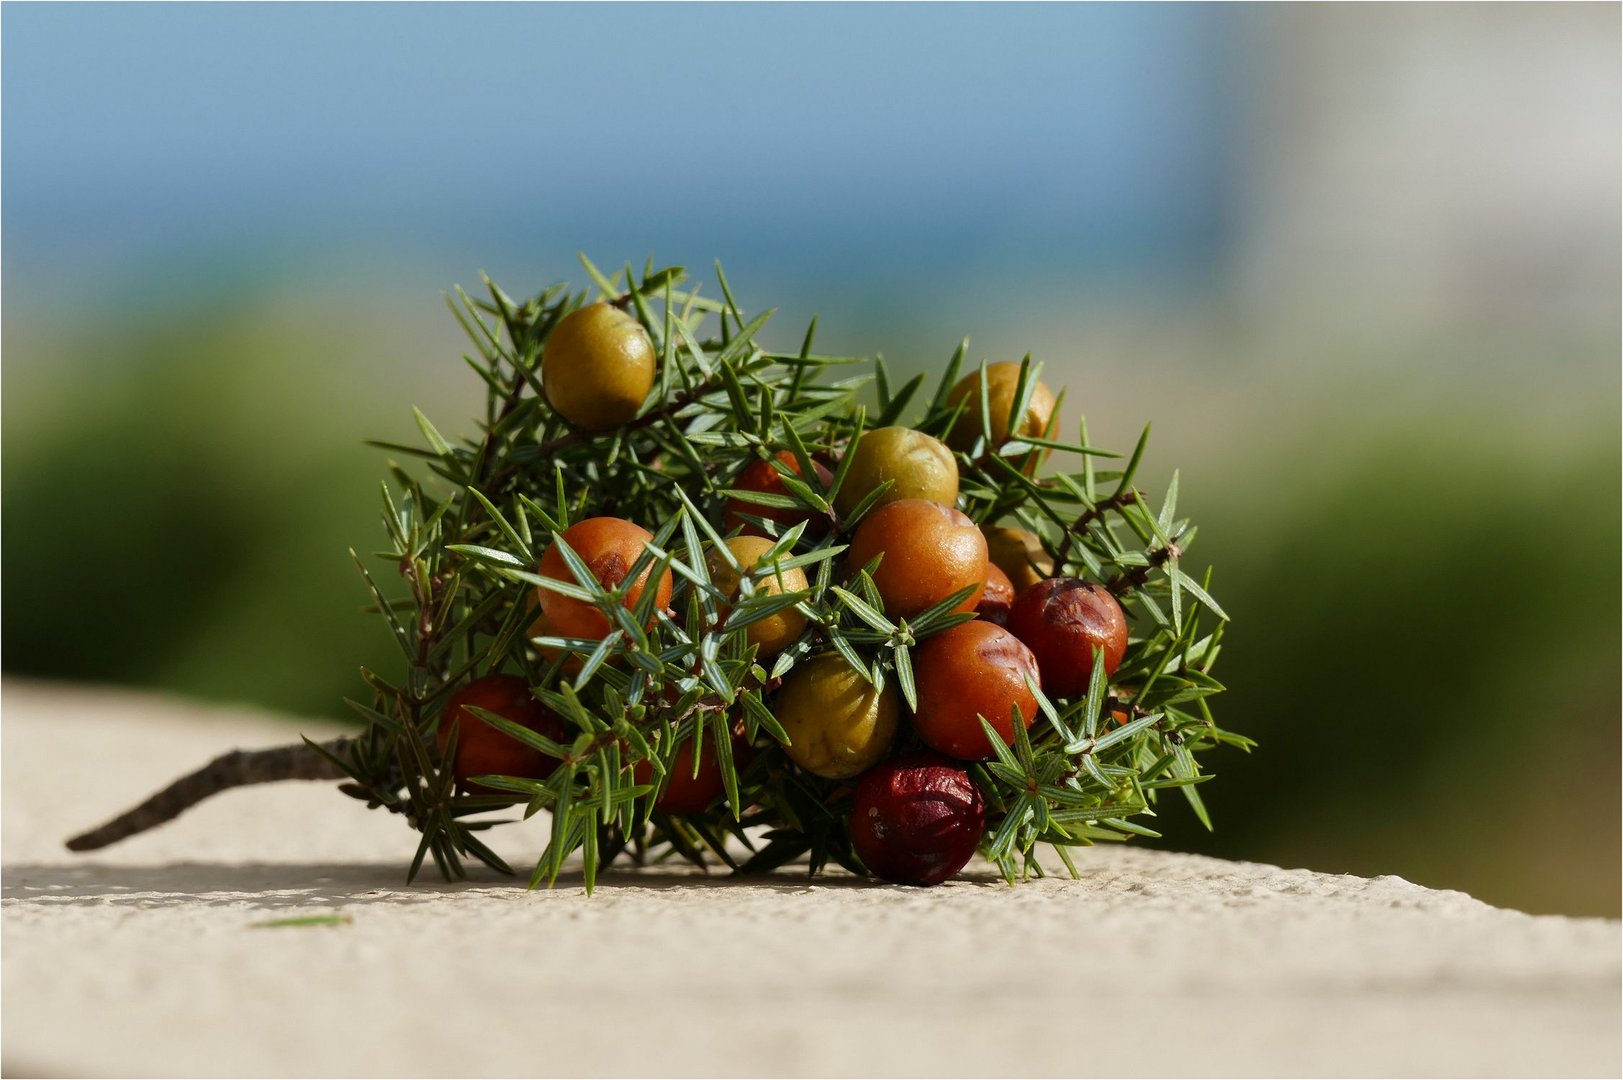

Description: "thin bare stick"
64 737 355 852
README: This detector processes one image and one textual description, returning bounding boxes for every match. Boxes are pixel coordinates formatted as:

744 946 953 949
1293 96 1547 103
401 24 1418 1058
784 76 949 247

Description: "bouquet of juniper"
67 258 1250 889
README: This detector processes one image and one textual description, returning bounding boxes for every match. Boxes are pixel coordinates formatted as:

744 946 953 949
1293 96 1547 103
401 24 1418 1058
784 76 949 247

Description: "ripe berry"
850 752 986 886
912 622 1041 759
846 499 987 621
534 517 674 641
833 426 958 518
437 674 566 794
723 450 835 537
542 303 657 431
976 562 1016 625
704 536 809 658
943 362 1057 453
522 610 581 669
774 653 899 779
1006 578 1128 698
981 525 1052 593
634 734 754 816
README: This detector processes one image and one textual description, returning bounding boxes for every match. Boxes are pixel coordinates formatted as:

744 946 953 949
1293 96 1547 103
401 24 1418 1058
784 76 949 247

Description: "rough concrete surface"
3 680 1618 1078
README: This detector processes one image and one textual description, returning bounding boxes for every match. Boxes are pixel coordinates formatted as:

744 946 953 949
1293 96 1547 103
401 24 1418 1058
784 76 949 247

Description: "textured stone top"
4 681 1618 1077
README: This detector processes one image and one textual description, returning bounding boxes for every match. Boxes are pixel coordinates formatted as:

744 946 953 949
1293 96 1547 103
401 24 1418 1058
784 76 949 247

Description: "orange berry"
524 607 582 673
723 450 834 537
534 517 673 641
847 499 987 621
943 361 1057 463
912 622 1041 760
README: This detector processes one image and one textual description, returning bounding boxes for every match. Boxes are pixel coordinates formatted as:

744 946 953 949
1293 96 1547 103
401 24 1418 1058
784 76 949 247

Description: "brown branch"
1053 487 1139 572
536 379 717 458
1106 541 1182 596
64 737 354 853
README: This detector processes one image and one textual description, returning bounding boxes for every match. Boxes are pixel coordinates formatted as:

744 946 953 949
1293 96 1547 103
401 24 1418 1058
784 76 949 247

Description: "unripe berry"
705 536 809 657
847 499 987 621
535 517 674 641
912 622 1041 760
542 302 657 431
833 427 958 518
943 361 1058 455
1006 578 1128 698
850 752 986 886
437 675 565 794
774 654 899 779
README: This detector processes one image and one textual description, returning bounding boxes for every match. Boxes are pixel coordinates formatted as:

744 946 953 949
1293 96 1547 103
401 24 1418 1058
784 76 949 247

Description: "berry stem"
1052 488 1140 572
1105 540 1182 596
63 738 353 852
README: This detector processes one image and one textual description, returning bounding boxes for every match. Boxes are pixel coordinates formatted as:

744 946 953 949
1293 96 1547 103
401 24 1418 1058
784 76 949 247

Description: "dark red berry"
1006 578 1128 698
850 753 986 886
635 736 754 816
437 675 566 794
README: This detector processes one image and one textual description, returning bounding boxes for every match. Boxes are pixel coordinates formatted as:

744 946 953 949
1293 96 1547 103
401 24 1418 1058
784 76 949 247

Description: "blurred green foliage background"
4 5 1617 916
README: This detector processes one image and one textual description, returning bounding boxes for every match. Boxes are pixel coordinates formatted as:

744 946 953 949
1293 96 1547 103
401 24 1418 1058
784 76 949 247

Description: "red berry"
634 735 754 816
1006 578 1128 698
912 621 1041 760
976 562 1017 625
850 753 986 886
437 675 566 794
723 450 835 537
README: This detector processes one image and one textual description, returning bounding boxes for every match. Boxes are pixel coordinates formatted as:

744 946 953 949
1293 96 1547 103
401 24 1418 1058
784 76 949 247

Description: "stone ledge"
4 681 1618 1077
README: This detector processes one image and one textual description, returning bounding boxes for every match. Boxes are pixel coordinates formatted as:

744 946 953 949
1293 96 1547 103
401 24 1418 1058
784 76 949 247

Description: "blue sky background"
4 3 1242 306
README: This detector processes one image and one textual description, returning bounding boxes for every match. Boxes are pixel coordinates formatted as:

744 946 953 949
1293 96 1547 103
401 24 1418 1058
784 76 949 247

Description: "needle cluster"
323 257 1250 888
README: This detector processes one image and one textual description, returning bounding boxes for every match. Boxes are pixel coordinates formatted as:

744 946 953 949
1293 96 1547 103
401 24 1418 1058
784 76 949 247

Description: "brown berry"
850 752 986 886
833 427 958 517
723 451 835 537
774 654 899 779
535 517 674 641
704 536 809 657
437 675 565 794
913 622 1041 760
542 303 656 431
1006 578 1128 698
982 525 1053 593
976 562 1016 625
847 500 987 621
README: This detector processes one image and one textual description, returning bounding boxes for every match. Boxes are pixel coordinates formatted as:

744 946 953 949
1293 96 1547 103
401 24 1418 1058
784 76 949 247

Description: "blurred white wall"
1236 5 1620 342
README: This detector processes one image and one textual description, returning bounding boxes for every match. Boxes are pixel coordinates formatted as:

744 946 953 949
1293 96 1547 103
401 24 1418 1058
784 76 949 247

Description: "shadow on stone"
2 861 1005 909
